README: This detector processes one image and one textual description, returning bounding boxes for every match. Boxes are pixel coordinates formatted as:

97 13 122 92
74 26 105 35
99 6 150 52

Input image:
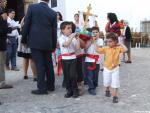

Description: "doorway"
6 0 24 21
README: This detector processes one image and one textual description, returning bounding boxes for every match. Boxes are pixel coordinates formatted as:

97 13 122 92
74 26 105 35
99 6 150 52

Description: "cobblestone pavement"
0 48 150 113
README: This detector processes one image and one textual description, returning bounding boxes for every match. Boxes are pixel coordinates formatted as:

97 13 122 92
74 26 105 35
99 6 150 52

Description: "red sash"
79 34 91 42
86 54 99 71
76 54 86 58
57 52 75 76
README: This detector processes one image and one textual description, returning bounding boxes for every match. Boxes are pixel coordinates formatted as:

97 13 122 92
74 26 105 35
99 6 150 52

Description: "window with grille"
51 0 57 8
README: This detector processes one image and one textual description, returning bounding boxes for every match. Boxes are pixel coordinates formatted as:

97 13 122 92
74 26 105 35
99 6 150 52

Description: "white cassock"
78 12 84 30
88 15 96 28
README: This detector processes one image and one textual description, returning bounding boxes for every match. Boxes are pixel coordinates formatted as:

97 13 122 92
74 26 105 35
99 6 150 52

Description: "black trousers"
77 57 84 82
31 49 55 91
62 59 78 92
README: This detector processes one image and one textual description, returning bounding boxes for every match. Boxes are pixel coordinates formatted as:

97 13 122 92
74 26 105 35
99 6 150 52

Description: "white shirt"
85 38 104 64
123 26 127 36
74 22 85 56
75 22 84 31
57 21 63 37
58 35 78 60
7 17 20 37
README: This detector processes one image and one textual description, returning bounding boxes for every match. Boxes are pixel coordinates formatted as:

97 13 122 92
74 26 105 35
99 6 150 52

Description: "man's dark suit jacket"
0 8 12 51
125 26 132 42
22 2 57 51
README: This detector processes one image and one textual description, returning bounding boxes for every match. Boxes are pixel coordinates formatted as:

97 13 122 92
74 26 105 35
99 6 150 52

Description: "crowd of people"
0 0 132 105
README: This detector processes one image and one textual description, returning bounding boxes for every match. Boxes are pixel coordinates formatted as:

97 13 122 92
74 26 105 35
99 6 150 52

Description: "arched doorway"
6 0 24 21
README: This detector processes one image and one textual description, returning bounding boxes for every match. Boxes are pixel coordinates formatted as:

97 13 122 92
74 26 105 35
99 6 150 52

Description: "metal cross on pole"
83 4 98 28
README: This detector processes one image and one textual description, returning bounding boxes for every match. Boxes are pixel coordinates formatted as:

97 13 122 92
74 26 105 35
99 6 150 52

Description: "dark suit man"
22 0 57 95
124 22 132 63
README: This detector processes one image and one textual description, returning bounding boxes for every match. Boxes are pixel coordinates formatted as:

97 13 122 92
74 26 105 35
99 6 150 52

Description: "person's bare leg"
23 58 29 79
127 52 131 61
112 88 119 103
112 88 118 97
123 53 126 62
105 87 111 97
125 51 132 63
30 59 37 81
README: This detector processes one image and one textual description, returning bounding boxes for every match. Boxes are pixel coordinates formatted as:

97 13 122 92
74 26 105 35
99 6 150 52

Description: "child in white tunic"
58 22 80 98
85 27 103 95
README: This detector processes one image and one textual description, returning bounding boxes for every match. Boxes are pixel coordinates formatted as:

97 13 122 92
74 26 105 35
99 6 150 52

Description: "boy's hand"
75 33 80 39
94 44 100 53
116 43 120 46
69 33 77 38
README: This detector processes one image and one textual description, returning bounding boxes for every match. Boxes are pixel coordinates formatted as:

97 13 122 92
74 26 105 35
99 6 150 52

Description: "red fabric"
57 52 75 76
86 54 99 71
119 22 125 29
79 34 91 42
76 54 86 58
105 22 111 33
105 22 121 36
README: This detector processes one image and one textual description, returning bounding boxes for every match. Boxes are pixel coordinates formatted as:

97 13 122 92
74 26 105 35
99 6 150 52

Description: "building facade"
140 20 150 36
25 0 66 19
24 0 38 12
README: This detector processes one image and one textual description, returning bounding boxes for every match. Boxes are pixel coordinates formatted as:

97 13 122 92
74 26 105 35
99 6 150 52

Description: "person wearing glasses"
6 9 20 71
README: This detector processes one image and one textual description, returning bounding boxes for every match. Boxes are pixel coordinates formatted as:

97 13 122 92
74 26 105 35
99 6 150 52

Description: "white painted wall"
38 0 66 20
38 0 150 32
63 0 133 32
50 0 66 20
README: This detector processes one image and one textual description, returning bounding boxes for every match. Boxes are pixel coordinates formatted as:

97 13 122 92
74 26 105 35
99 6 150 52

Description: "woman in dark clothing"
18 17 37 81
105 13 121 36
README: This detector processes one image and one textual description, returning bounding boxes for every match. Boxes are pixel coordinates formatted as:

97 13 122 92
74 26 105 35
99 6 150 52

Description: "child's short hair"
106 32 118 42
60 21 72 30
70 22 76 33
7 9 15 14
91 27 100 32
74 13 79 17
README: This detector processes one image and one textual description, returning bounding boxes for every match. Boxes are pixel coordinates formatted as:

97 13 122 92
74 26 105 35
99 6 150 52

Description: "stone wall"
24 0 38 13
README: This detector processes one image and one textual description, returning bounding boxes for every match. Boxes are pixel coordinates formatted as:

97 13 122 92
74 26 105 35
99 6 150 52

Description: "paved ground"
0 48 150 113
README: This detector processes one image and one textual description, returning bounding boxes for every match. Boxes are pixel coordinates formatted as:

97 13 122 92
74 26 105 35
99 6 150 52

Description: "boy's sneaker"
24 76 28 80
6 66 10 70
0 83 13 89
11 67 20 71
64 92 73 98
62 80 66 88
113 96 119 103
88 89 96 95
33 77 37 82
105 91 111 97
93 82 98 88
100 69 104 72
73 91 79 98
